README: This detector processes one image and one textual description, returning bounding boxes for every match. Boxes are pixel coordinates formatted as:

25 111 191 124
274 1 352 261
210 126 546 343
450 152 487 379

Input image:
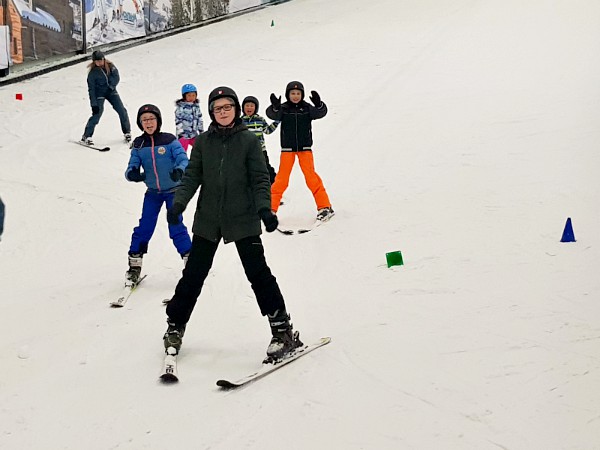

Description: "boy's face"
140 112 158 134
213 97 236 127
184 92 197 102
243 102 256 116
289 89 302 104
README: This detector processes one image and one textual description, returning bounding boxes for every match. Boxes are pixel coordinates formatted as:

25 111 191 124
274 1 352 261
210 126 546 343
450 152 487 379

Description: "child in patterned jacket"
175 84 204 152
241 96 279 184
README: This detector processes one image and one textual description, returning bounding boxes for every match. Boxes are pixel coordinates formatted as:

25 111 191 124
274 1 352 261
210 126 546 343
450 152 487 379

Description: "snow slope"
1 0 599 448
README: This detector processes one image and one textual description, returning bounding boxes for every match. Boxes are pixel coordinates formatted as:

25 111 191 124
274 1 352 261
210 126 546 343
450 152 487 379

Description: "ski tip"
276 228 294 235
160 373 179 383
98 147 110 152
216 379 238 390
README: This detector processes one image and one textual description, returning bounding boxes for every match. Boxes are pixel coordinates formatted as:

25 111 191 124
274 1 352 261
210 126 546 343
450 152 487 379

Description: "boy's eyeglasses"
213 104 235 114
141 118 157 123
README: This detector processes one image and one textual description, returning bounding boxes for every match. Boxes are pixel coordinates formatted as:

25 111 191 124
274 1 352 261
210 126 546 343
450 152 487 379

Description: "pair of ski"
160 337 331 388
277 212 334 235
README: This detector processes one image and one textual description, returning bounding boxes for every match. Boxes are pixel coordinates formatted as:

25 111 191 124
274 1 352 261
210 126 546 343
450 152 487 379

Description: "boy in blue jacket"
124 104 192 282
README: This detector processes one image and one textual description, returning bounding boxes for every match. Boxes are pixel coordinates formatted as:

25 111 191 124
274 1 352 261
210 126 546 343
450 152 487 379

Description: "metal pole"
81 0 87 53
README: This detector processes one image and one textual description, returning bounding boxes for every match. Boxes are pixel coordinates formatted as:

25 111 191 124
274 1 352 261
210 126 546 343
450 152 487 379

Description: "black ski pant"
166 234 286 325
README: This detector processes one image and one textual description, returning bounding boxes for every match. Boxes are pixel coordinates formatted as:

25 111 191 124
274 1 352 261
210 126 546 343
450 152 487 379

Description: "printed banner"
0 0 279 68
2 0 80 64
85 0 146 47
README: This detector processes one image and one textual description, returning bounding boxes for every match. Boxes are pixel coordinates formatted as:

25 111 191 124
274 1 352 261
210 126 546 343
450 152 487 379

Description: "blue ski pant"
84 91 131 137
129 191 192 256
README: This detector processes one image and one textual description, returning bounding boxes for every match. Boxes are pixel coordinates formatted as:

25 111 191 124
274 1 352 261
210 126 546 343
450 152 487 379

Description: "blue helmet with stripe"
181 84 197 96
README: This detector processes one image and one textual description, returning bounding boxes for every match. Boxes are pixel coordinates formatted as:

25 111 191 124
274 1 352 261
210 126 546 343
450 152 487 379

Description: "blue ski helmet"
181 84 197 96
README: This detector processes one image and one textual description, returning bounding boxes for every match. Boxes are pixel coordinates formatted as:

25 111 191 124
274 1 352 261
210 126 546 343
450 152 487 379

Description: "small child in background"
241 96 279 184
175 84 204 152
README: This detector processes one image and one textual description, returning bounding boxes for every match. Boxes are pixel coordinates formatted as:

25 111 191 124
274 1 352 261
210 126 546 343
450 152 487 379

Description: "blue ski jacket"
126 132 189 193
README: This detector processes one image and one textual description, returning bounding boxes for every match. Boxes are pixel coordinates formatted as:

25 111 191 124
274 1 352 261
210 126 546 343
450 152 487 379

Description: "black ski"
71 140 110 152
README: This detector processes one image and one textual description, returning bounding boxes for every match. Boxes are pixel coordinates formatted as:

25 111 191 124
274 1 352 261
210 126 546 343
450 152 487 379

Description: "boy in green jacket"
164 86 303 362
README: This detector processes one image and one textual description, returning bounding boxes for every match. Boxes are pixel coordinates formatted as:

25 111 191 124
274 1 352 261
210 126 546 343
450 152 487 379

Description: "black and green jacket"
174 119 271 243
241 113 279 151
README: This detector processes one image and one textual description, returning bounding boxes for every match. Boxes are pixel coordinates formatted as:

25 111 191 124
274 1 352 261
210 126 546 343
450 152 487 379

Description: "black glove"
127 167 145 182
259 208 278 233
170 168 184 182
309 90 322 107
91 105 100 115
167 203 185 225
270 93 281 111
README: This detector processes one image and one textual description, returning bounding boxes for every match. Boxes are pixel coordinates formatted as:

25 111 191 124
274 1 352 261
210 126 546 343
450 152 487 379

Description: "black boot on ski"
265 309 303 363
126 253 143 283
316 207 334 222
163 320 186 354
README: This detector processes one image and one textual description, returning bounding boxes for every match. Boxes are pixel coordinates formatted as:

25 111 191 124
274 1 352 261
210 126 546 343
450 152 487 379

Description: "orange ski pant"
271 151 331 212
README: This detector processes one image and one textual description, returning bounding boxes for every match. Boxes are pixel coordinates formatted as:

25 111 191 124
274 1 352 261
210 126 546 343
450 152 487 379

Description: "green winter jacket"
174 119 271 243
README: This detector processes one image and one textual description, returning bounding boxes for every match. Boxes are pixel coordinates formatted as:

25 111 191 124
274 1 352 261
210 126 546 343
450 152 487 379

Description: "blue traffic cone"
560 217 576 242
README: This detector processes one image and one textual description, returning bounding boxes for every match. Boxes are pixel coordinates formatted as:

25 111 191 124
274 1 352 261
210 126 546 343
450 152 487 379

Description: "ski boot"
182 251 190 266
265 309 303 363
316 207 335 222
163 320 186 354
80 136 94 146
126 253 143 283
124 133 132 143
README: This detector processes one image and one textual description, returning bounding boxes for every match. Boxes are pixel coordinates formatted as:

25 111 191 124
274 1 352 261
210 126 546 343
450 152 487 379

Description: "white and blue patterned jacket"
174 99 204 139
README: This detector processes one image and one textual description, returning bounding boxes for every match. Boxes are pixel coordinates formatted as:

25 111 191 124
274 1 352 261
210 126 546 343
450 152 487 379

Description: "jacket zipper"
150 135 161 191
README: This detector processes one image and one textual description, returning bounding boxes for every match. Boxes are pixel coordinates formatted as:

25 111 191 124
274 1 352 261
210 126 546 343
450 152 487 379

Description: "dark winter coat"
174 119 271 244
87 61 121 108
266 100 327 151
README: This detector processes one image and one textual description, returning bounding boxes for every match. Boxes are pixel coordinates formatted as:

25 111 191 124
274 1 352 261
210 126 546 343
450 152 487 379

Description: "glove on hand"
167 203 186 225
270 94 281 111
92 105 100 115
170 168 184 182
309 90 322 107
127 167 145 182
259 208 278 233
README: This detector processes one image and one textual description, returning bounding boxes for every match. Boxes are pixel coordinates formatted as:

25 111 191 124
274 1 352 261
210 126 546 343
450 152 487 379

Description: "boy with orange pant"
266 81 334 222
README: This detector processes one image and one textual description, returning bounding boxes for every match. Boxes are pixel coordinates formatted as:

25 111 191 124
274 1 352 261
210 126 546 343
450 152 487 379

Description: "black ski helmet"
242 96 259 113
136 104 162 131
92 50 105 61
285 81 305 101
208 86 241 121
